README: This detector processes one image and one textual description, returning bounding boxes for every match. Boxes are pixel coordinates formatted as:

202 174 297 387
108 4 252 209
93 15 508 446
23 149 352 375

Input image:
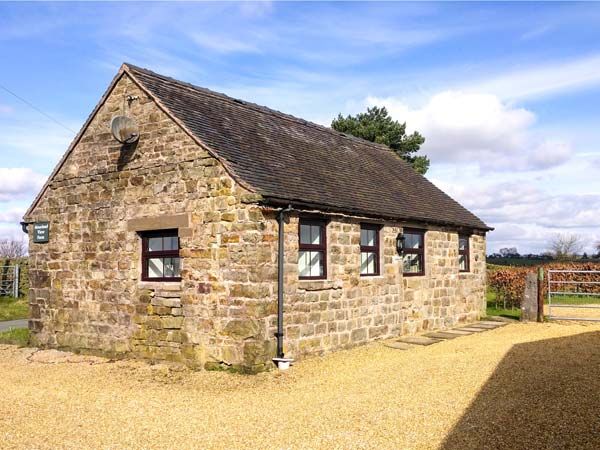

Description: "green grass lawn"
0 297 29 321
0 327 29 346
486 289 520 320
547 293 600 306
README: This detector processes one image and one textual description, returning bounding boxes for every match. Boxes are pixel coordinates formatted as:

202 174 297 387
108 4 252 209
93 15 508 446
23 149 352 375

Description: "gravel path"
0 322 598 449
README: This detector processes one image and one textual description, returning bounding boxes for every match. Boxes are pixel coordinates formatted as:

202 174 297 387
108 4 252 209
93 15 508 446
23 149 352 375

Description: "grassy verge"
0 297 29 321
547 294 600 305
486 289 520 320
0 327 29 346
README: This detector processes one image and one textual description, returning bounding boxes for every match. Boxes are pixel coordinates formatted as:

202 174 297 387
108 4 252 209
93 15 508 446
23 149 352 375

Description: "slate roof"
105 64 494 230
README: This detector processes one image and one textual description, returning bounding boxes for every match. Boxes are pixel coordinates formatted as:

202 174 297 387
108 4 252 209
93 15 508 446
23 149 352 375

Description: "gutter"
260 195 493 232
272 204 294 370
20 221 33 234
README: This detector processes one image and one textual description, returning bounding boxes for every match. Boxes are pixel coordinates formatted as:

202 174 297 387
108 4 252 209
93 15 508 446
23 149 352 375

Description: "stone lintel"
127 213 190 232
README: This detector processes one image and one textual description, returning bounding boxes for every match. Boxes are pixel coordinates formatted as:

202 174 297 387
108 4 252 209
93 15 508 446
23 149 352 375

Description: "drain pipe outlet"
273 204 294 370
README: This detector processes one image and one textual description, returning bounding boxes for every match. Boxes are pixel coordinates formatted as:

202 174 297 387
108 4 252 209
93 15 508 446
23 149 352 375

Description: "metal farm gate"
0 265 20 298
547 269 600 322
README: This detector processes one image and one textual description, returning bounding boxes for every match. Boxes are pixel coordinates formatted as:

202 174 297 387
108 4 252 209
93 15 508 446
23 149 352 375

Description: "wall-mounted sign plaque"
33 222 49 243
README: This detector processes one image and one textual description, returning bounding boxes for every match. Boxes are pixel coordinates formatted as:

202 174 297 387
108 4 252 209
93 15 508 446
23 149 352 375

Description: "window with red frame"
459 235 470 272
402 228 425 276
360 224 380 276
298 219 327 279
141 230 181 281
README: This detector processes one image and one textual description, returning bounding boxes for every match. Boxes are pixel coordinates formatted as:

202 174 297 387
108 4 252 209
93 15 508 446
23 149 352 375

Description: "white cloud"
0 104 13 114
238 1 273 18
520 24 553 41
367 91 573 172
431 177 600 254
0 206 25 224
0 223 27 242
0 120 74 159
0 168 46 202
190 32 261 54
471 53 600 101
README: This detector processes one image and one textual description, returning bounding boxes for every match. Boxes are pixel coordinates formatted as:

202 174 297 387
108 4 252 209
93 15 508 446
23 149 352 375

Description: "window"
459 235 470 272
298 219 326 279
360 224 380 276
141 230 181 281
402 229 425 276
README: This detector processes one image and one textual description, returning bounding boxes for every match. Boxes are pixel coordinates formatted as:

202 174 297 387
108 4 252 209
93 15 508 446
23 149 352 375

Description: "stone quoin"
23 64 492 373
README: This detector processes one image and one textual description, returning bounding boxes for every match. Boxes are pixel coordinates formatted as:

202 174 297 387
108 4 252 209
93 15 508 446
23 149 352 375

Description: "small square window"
141 230 181 282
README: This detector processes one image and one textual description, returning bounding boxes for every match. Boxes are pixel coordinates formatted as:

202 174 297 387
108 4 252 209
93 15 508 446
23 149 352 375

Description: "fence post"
13 265 20 298
522 272 538 322
537 267 544 322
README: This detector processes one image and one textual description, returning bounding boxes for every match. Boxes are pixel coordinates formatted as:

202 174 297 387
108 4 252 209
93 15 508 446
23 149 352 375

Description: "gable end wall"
27 74 280 372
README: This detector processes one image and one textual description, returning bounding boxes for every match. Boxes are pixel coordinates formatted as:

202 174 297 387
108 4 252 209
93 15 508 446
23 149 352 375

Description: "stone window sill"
138 281 182 291
360 275 386 283
298 279 343 291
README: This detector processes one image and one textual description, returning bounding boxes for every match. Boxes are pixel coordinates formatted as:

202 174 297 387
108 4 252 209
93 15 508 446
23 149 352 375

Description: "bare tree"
547 233 584 260
0 238 27 259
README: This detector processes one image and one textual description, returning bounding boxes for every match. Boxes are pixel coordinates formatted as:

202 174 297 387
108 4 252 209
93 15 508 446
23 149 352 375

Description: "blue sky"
1 1 599 254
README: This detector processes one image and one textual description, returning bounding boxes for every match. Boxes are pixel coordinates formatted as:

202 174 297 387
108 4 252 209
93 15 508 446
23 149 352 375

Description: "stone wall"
26 72 280 373
275 217 486 359
26 70 487 372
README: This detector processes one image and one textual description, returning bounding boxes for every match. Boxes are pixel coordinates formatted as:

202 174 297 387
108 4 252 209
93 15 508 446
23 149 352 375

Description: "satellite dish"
110 115 139 144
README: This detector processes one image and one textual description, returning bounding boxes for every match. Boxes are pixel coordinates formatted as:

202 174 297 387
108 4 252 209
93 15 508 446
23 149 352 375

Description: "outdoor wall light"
396 233 405 256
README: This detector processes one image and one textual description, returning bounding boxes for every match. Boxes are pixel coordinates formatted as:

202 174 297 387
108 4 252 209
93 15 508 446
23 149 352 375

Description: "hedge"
488 262 600 309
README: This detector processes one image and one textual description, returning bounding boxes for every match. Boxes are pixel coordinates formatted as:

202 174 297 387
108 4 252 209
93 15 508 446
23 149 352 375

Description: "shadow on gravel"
441 331 600 450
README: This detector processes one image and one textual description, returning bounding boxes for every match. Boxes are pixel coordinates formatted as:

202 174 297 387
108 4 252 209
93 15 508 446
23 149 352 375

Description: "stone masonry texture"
26 72 487 373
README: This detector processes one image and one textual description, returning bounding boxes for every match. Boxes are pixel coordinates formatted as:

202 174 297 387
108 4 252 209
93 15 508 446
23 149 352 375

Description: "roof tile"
126 64 490 230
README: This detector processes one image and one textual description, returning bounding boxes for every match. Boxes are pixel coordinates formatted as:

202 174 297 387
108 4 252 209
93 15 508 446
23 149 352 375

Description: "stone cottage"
23 63 491 372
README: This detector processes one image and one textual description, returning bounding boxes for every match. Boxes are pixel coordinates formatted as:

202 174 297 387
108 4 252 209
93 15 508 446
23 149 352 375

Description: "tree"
547 233 583 260
0 238 26 259
596 241 600 257
499 247 519 258
331 106 429 174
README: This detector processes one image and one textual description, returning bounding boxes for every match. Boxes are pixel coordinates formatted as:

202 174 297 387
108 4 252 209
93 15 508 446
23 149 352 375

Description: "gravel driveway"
0 322 598 449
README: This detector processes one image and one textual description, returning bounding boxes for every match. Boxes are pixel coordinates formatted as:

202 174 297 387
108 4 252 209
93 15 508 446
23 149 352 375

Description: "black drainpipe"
275 204 293 360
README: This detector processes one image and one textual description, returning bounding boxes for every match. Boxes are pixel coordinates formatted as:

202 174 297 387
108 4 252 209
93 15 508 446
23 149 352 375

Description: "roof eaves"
260 194 493 232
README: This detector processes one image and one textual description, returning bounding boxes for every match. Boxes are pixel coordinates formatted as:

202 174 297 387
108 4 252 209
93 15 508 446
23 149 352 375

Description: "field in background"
0 297 28 321
486 289 519 320
0 327 29 346
488 257 600 267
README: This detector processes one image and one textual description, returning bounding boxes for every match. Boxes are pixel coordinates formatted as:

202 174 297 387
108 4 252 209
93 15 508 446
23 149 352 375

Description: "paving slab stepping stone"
441 329 473 336
471 323 498 331
470 323 502 330
397 336 441 346
478 321 508 326
423 332 461 340
455 327 486 332
383 341 414 350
